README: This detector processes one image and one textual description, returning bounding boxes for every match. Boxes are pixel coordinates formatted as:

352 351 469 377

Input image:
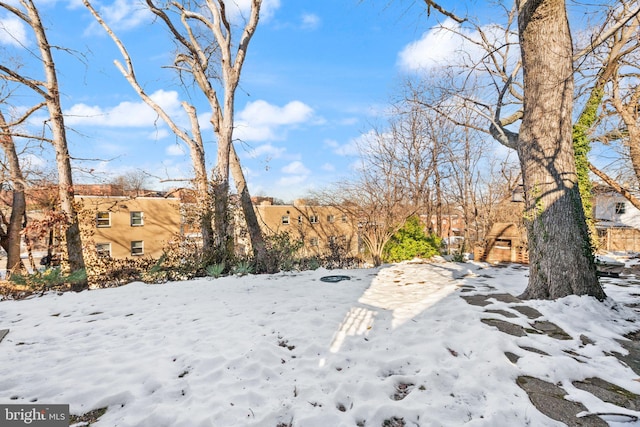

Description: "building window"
615 202 626 215
298 215 304 224
96 211 111 228
342 214 348 223
327 215 335 223
130 211 144 226
495 239 512 249
309 237 319 247
328 236 337 245
96 242 111 258
282 215 290 225
131 240 144 256
309 215 319 224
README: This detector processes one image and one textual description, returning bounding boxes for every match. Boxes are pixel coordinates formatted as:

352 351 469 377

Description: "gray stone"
516 376 607 426
512 305 543 319
613 330 640 376
481 318 528 337
519 345 550 356
504 351 520 363
580 335 595 346
572 377 640 411
485 309 519 319
531 320 572 340
0 329 8 344
461 295 493 307
489 293 522 304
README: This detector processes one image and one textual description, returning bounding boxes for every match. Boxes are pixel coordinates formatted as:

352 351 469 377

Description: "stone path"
461 287 640 426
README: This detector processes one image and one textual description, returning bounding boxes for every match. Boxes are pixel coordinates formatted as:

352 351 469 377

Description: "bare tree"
582 2 640 209
0 1 86 289
0 110 27 274
415 1 614 299
508 0 604 299
84 0 267 265
316 126 419 266
110 170 151 196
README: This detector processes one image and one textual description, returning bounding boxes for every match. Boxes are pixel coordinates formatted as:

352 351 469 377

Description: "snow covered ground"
0 258 639 426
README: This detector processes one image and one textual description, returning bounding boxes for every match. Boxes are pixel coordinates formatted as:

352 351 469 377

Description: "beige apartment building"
11 185 365 269
77 194 181 259
251 198 360 258
76 192 360 261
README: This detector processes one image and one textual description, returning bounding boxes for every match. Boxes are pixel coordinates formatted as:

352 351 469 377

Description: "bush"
256 232 303 274
87 256 158 288
10 267 87 293
205 262 226 278
232 260 254 276
384 216 442 263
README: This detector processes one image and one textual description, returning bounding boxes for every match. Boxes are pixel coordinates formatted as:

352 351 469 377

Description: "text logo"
0 404 68 427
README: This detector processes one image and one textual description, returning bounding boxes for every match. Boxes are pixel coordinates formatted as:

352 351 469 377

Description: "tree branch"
589 162 640 211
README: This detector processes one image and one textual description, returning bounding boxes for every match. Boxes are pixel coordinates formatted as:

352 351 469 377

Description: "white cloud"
227 0 281 23
321 163 335 172
234 123 277 142
0 16 28 47
398 18 491 72
21 153 46 169
282 160 310 175
100 0 150 31
235 99 314 142
276 174 307 187
166 144 185 156
246 143 286 159
239 100 313 126
332 134 363 157
324 139 339 149
301 13 320 30
64 90 184 128
149 128 170 140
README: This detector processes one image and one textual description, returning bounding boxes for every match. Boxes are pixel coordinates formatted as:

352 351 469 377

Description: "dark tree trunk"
516 0 605 300
25 0 87 289
0 111 26 276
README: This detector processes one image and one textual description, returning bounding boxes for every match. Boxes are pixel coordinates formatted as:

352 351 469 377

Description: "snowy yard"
0 259 639 426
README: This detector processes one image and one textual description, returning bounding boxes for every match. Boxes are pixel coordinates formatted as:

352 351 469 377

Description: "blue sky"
1 0 497 201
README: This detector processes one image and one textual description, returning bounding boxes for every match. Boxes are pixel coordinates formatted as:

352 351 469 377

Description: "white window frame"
96 242 112 258
96 211 111 228
281 215 290 225
130 211 144 226
309 215 319 224
309 237 319 247
298 215 304 224
131 240 144 256
327 215 335 223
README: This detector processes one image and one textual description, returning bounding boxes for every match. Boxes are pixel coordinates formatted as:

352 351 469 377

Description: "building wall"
253 201 360 257
77 196 181 259
474 222 528 264
595 193 640 228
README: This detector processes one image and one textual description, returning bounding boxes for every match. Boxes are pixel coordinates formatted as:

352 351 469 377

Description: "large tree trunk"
516 0 604 300
27 0 86 289
212 125 232 260
229 144 267 268
0 111 26 275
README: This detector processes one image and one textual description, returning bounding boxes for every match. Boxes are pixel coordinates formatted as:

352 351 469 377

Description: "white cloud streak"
63 90 184 128
0 15 28 47
398 18 512 72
